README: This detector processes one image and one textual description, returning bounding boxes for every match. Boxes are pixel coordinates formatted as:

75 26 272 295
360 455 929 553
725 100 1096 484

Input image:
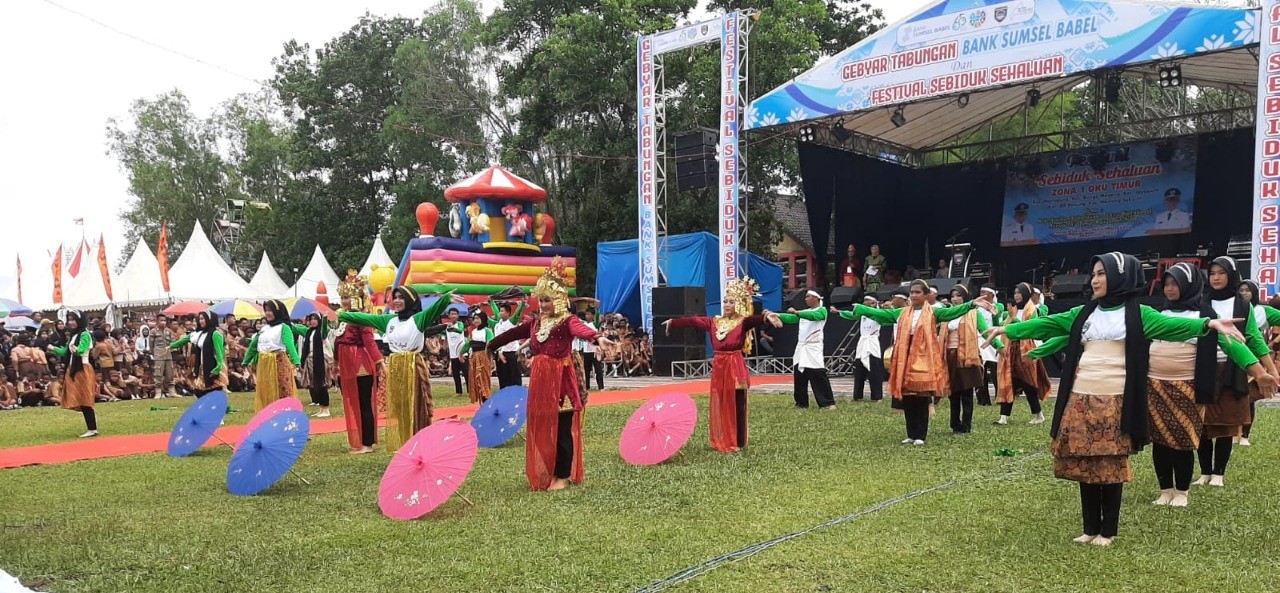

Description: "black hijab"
1163 263 1218 404
1052 252 1152 449
195 311 219 383
1207 257 1241 301
392 286 422 321
470 310 489 335
1240 279 1261 307
299 313 326 382
64 312 88 378
263 300 289 327
949 284 972 303
1205 257 1250 396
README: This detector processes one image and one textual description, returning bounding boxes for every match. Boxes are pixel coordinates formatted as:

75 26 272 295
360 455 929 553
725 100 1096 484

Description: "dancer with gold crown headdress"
244 300 301 411
333 272 386 454
664 277 780 453
338 285 456 453
487 258 613 491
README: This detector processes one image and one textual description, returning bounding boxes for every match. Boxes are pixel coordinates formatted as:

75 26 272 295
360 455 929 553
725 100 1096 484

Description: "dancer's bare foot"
1193 475 1212 486
1209 474 1224 487
78 430 99 439
547 478 570 491
1152 489 1174 506
1072 534 1096 544
349 446 374 455
1170 491 1189 507
1089 537 1113 547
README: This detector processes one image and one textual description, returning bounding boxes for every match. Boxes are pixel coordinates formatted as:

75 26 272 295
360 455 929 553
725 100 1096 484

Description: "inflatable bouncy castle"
393 165 577 305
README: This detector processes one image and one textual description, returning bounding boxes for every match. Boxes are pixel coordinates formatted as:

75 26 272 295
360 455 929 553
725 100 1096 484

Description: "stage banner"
748 0 1258 129
718 12 741 298
637 34 659 335
1253 1 1280 299
999 139 1197 247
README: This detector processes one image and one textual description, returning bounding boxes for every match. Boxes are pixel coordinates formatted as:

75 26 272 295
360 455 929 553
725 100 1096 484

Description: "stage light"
1104 73 1123 103
1158 64 1182 88
890 106 907 128
831 119 851 143
798 126 816 143
1026 88 1041 108
957 94 970 108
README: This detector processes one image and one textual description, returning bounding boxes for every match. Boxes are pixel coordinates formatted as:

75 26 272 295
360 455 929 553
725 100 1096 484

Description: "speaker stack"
928 277 970 297
652 286 708 375
674 130 717 192
828 286 862 307
1051 274 1091 299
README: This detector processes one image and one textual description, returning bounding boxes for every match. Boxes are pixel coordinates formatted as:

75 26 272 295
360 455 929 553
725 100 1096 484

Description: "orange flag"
16 255 23 304
158 221 170 292
97 234 114 302
51 245 64 305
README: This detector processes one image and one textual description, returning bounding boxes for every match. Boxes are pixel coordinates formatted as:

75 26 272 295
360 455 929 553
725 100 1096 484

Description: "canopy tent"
287 245 340 300
168 221 266 302
359 236 395 278
596 232 783 324
746 0 1259 161
113 240 167 307
61 241 114 310
13 248 56 312
249 252 290 297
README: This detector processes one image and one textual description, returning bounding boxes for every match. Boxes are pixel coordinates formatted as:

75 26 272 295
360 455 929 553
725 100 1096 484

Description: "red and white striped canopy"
444 165 548 203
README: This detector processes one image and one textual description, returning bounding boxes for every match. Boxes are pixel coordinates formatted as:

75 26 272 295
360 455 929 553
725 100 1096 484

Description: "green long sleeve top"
487 299 526 328
775 307 828 324
170 331 227 374
49 331 92 358
337 292 454 334
244 324 300 366
836 300 976 326
459 327 496 355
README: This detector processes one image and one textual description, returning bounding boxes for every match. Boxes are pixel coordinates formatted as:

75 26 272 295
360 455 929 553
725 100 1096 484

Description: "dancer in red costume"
487 258 613 491
334 275 385 454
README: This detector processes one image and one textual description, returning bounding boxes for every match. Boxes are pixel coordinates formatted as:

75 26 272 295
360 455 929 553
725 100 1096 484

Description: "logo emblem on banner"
995 7 1007 22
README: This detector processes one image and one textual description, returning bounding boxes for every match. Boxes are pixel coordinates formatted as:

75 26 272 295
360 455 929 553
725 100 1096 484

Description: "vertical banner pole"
718 12 742 302
1254 2 1280 300
637 35 659 335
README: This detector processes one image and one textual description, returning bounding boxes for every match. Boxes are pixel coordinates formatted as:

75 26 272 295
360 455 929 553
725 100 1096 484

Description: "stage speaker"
928 277 970 297
829 286 862 307
653 315 705 348
1052 274 1091 299
674 129 717 192
785 290 809 311
652 345 708 376
652 286 706 317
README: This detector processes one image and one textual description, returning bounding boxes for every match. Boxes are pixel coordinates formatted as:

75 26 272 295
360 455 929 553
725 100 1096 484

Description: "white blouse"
384 316 424 354
255 325 287 353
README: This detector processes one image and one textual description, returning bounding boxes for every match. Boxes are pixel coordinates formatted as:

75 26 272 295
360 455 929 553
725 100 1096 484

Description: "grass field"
2 393 1279 593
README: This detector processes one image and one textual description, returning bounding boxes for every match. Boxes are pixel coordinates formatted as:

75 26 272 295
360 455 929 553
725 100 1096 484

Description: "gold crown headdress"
532 257 571 314
338 269 369 311
724 276 760 318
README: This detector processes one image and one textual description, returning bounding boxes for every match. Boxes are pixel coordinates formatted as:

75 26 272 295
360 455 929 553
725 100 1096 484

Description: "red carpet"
0 377 788 470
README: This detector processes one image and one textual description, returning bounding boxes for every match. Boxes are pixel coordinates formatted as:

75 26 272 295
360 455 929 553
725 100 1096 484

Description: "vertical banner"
158 221 171 293
97 233 113 302
636 35 659 335
51 244 63 305
718 12 741 300
1255 1 1280 299
15 255 22 304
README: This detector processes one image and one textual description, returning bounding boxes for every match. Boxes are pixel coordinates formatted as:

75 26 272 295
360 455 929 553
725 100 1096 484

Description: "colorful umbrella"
0 316 37 331
284 297 337 321
0 298 32 317
167 390 230 457
209 299 264 320
619 393 698 466
163 301 210 317
237 396 304 449
226 410 310 496
471 386 528 448
378 419 478 520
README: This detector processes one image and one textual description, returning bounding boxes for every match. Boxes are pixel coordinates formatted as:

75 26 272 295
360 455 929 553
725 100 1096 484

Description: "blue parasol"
0 298 32 317
226 410 311 496
167 390 230 457
471 386 528 448
420 296 469 317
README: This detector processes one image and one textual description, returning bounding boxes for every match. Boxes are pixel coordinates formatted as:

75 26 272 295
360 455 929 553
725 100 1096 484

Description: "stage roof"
747 0 1260 154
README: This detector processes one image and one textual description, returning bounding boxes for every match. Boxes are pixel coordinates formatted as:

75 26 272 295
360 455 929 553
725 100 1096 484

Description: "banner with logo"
748 0 1258 129
1000 139 1197 246
1254 1 1280 299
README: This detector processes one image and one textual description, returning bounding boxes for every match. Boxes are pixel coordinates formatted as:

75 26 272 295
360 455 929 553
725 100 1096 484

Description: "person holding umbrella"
486 259 613 491
45 312 99 438
338 286 456 453
244 300 302 411
168 311 227 398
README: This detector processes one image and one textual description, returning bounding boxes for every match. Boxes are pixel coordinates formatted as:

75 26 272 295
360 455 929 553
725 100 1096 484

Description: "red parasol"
162 301 209 316
619 393 698 466
378 420 479 520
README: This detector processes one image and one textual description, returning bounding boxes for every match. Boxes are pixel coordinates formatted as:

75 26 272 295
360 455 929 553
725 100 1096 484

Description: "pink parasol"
237 397 304 449
619 393 698 466
378 419 479 520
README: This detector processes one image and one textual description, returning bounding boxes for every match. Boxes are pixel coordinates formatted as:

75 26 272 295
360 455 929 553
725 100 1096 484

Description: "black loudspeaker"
785 290 809 310
652 345 707 375
829 286 862 307
653 286 706 317
928 277 970 297
1052 274 1091 299
654 315 705 349
674 129 717 191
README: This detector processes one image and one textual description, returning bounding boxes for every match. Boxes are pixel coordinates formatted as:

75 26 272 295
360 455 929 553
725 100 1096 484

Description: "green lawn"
2 396 1278 593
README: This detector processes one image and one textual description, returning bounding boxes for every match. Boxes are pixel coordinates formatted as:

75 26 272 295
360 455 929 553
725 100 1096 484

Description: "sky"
0 0 929 306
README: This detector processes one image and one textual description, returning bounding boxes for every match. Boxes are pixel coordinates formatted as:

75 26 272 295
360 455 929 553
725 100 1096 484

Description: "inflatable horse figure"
502 203 532 240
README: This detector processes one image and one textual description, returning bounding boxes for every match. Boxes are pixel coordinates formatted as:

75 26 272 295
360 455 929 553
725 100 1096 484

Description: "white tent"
62 241 114 310
167 221 266 302
359 236 395 278
14 248 57 311
114 240 167 307
249 252 290 297
287 245 340 300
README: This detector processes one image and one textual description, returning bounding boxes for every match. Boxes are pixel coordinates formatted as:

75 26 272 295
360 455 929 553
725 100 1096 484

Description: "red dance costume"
334 323 384 449
668 315 764 453
489 314 601 490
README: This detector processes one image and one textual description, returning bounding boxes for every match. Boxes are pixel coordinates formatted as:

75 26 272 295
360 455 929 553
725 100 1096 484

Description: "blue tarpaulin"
596 232 783 324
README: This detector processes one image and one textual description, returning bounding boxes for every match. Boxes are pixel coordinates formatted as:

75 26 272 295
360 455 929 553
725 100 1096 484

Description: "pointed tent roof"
444 164 548 203
747 0 1258 150
168 221 265 302
62 241 113 310
359 236 395 278
114 240 167 306
249 252 290 297
287 245 340 300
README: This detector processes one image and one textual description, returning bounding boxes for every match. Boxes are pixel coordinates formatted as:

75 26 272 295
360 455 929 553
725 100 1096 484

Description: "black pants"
793 367 835 408
1198 436 1234 476
1152 444 1195 490
581 352 604 390
495 354 515 388
82 407 97 431
554 410 574 479
736 390 748 447
1243 401 1257 438
309 386 329 407
999 383 1042 416
853 356 884 401
902 395 931 441
356 375 376 447
450 357 467 394
949 389 974 433
977 361 997 406
1079 483 1123 538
